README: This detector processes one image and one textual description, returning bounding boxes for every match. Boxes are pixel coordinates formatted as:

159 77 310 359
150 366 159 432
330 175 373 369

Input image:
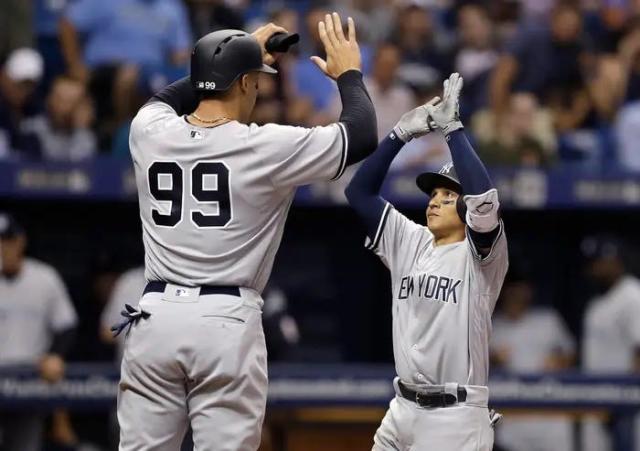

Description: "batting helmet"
416 163 467 223
191 29 277 92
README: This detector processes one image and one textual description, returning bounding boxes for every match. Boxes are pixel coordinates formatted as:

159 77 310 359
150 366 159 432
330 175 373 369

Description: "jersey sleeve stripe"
366 202 391 251
467 219 505 262
331 122 349 180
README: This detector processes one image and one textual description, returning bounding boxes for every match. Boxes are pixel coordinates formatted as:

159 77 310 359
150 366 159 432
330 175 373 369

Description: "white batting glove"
392 96 440 143
425 72 464 136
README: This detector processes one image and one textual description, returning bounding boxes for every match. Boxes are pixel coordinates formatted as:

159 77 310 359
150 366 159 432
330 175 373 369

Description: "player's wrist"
336 69 362 83
392 124 411 143
442 121 463 136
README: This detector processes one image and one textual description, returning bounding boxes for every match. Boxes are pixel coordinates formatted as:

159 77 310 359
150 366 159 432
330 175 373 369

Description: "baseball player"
345 73 508 451
580 236 640 451
118 14 377 451
0 213 78 451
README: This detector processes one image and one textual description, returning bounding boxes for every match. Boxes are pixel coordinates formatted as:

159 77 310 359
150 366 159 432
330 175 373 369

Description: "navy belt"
143 281 241 297
398 381 467 408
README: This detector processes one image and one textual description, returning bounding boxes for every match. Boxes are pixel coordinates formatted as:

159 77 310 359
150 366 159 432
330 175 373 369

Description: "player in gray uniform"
116 14 377 451
0 213 78 451
345 73 508 451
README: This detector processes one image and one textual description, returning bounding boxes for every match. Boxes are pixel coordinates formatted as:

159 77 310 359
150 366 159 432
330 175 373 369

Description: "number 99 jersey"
130 102 348 292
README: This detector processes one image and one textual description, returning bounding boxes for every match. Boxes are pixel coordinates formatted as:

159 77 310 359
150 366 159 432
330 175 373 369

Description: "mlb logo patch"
190 130 203 140
175 288 189 297
197 81 205 89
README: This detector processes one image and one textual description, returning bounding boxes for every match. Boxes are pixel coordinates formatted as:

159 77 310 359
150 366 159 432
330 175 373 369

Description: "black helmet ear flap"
456 196 467 224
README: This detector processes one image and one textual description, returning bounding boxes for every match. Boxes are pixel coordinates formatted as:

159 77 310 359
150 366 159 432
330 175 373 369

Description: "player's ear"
239 73 254 94
239 74 247 94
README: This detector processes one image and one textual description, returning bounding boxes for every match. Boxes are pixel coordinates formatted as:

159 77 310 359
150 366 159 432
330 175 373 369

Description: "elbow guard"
463 188 500 233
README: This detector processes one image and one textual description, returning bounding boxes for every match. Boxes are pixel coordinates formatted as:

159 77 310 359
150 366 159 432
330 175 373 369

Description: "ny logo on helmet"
439 162 454 175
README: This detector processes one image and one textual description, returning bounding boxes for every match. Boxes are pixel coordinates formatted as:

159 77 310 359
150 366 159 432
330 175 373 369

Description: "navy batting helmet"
416 163 467 223
191 29 277 92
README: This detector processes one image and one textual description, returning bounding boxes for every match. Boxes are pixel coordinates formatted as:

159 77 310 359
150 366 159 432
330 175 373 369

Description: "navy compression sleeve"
345 133 404 238
447 129 501 247
336 70 378 166
446 129 492 195
150 77 199 116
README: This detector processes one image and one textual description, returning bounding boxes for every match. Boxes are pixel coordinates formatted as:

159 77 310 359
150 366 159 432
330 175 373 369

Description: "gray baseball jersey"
0 258 77 364
367 203 508 387
130 102 348 292
491 308 575 372
582 275 640 373
491 308 575 451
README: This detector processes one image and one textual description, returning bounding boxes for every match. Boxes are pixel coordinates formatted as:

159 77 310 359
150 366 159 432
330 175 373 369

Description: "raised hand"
425 72 464 135
311 12 361 80
251 23 288 66
393 96 441 143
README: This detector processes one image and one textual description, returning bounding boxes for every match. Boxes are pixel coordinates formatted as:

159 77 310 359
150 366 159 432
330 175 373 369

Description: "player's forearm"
446 129 493 195
149 76 199 116
345 133 404 236
336 70 378 165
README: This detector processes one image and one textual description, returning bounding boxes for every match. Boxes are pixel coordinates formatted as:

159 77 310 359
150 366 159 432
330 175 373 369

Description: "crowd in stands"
2 0 640 170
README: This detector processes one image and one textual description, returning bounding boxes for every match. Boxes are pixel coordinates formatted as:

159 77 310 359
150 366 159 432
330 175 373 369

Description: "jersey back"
130 102 347 292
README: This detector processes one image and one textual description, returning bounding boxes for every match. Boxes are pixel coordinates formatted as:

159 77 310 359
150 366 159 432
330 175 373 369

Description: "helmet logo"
439 162 454 174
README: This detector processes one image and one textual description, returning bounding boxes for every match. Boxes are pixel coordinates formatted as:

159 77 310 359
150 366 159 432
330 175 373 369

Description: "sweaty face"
426 187 465 237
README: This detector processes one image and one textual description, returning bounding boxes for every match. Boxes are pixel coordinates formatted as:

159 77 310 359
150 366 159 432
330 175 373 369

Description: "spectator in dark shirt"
21 75 97 162
392 4 450 99
0 48 43 159
489 0 591 123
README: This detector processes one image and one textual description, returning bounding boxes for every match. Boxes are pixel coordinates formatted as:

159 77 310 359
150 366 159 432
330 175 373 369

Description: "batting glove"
392 96 440 143
425 72 464 136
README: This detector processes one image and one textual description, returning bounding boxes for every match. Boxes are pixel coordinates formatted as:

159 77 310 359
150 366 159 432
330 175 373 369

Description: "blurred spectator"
391 4 450 85
185 0 245 40
580 236 640 451
329 42 413 140
588 54 627 123
20 75 97 162
0 213 78 451
0 48 44 159
615 100 640 170
472 92 557 167
0 0 33 60
332 0 395 45
34 0 71 90
490 276 576 451
489 1 591 124
262 285 301 361
517 0 556 23
59 0 192 146
618 17 640 102
291 5 337 122
453 4 498 121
